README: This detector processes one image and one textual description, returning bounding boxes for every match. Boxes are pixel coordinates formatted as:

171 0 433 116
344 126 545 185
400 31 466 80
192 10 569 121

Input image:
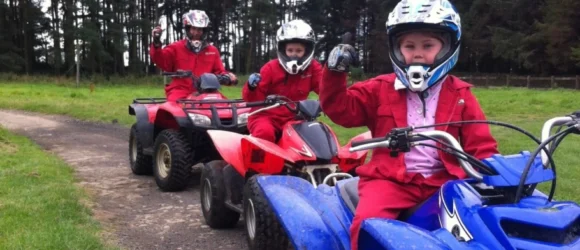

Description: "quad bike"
128 71 251 192
199 95 372 249
251 111 580 250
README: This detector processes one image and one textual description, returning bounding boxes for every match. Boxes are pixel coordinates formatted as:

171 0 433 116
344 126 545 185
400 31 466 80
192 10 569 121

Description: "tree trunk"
19 0 31 74
63 0 75 74
51 0 62 75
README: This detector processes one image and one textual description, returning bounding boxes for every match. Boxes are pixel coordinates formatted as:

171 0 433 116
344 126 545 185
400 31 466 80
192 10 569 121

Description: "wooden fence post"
506 74 510 87
526 75 530 88
576 75 579 90
485 75 489 88
551 76 556 89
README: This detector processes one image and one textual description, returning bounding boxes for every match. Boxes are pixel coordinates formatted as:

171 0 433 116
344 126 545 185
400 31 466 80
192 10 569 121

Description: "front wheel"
244 175 290 250
152 129 194 192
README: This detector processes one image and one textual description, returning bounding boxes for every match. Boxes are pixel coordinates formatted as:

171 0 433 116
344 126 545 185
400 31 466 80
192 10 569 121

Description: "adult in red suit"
150 10 237 101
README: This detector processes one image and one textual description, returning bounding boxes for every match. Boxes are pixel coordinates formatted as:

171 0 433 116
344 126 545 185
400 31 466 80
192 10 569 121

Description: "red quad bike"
199 95 371 250
128 71 251 192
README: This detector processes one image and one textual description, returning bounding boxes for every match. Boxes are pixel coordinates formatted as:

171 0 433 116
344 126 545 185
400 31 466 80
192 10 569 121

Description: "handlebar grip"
351 136 387 148
245 101 266 107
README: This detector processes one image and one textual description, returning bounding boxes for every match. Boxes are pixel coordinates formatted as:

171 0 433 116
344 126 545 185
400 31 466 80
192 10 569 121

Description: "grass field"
1 74 580 244
0 128 117 250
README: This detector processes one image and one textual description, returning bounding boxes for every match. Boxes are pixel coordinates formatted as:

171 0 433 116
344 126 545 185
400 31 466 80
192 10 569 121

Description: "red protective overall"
150 40 229 101
242 59 322 142
319 67 499 250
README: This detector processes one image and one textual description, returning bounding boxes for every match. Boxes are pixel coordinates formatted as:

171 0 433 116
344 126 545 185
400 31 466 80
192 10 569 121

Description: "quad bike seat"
339 177 427 221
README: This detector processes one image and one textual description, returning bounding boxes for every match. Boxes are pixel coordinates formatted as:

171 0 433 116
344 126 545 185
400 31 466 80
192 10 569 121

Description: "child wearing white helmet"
319 1 498 249
242 19 322 143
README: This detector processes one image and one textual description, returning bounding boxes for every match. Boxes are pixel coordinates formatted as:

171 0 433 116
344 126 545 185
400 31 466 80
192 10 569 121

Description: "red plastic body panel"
207 130 302 176
277 120 318 162
335 130 372 172
142 92 251 128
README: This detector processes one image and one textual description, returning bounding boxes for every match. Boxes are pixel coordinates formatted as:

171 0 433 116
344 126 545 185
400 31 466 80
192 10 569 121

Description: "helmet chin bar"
286 60 300 74
186 38 207 54
406 65 429 92
191 40 202 48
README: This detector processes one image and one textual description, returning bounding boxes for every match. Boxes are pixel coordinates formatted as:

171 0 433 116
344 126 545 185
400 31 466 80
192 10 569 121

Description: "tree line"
1 0 579 77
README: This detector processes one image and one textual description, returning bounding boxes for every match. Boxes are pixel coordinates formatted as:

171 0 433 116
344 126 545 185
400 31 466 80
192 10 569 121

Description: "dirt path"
0 109 246 250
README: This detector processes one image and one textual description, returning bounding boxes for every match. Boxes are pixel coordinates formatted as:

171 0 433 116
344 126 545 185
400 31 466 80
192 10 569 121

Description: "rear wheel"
129 124 153 175
152 129 194 191
200 160 240 228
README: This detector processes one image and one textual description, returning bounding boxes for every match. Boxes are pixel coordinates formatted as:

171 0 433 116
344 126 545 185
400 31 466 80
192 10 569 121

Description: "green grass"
0 128 118 250
1 76 580 202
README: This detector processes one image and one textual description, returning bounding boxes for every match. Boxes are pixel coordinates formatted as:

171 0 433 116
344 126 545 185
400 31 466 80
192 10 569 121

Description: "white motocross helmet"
276 20 316 75
386 0 462 92
182 10 210 53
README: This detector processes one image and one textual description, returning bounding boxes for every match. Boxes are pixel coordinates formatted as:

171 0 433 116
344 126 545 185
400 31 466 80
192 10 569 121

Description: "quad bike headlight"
237 113 249 125
188 113 212 127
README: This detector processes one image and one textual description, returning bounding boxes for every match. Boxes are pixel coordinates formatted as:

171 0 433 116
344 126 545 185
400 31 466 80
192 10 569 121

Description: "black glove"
217 74 233 85
265 95 280 104
152 25 162 48
327 44 359 73
327 32 360 72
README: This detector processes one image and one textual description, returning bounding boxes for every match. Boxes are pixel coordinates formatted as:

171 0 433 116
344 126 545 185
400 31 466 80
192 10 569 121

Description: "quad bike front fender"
336 131 372 172
206 130 301 176
155 102 190 130
255 175 352 250
359 219 489 250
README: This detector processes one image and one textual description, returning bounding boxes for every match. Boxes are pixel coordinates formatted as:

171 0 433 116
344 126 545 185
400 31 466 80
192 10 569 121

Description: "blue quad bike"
247 111 580 250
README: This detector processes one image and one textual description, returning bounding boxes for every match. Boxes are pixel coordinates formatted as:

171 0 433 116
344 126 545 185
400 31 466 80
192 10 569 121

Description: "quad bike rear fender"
335 131 372 173
241 135 302 174
206 130 300 176
129 103 160 149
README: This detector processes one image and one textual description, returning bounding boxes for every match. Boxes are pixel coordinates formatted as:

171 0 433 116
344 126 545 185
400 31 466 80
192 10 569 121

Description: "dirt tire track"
0 110 246 250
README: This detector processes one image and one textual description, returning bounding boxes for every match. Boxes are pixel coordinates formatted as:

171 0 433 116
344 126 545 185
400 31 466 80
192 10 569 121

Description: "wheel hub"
245 199 256 240
202 179 212 212
130 136 137 163
156 143 171 178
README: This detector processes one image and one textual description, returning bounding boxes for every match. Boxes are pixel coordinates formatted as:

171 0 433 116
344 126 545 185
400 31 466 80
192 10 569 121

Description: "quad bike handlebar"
540 113 580 166
245 95 298 116
162 70 238 86
162 70 193 77
350 128 484 181
349 111 580 203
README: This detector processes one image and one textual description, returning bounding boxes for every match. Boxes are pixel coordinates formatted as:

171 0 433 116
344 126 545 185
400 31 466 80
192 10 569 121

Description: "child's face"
399 32 443 65
285 43 306 58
